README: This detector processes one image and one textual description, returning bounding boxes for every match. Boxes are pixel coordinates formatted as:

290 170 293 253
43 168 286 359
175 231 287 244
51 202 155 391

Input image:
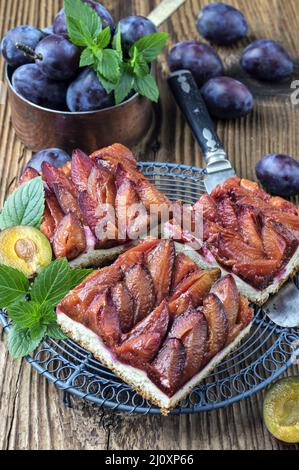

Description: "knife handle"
168 70 231 173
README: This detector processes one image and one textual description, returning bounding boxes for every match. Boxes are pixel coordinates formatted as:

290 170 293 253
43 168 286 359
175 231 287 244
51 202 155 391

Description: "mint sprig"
0 260 94 358
0 177 44 230
64 0 169 105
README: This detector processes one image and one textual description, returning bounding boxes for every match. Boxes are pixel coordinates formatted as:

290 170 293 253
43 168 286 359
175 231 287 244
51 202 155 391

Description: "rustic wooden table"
0 0 299 451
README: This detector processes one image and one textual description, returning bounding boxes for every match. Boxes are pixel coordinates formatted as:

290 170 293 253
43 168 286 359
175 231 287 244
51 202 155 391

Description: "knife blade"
168 69 236 193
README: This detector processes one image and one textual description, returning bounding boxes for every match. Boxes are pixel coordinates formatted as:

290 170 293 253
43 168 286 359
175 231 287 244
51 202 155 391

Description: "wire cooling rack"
1 162 299 415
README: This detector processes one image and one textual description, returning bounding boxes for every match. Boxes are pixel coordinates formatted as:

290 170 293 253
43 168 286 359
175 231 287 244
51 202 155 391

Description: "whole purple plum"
168 40 224 87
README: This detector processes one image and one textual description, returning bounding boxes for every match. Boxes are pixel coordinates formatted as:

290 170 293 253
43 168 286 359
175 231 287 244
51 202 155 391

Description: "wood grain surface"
1 0 299 450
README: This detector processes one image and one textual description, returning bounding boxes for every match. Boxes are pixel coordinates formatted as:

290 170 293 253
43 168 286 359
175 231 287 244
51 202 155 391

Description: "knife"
168 69 235 193
168 69 299 328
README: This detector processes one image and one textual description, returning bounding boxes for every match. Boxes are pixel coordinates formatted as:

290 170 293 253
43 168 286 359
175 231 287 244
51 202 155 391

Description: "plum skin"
66 67 114 112
201 76 253 120
53 1 114 36
256 154 299 197
168 40 224 87
241 39 294 81
1 25 44 67
117 16 157 53
12 64 68 110
35 35 81 81
197 2 248 45
26 148 71 173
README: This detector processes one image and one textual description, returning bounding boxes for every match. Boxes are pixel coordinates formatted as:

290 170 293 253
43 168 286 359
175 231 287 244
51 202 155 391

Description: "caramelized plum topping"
111 281 134 333
86 289 121 347
71 149 93 192
124 263 155 324
203 293 229 360
171 252 199 291
211 274 239 327
52 213 86 260
238 207 263 251
117 301 170 365
151 338 185 395
19 167 40 184
146 240 175 305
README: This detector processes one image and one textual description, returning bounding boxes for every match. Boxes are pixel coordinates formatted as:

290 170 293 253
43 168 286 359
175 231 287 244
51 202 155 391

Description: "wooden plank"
0 0 299 450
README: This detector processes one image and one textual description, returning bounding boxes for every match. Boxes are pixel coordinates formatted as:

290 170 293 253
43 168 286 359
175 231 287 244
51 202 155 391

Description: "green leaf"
130 32 169 63
0 177 44 230
30 258 71 308
0 265 29 308
133 55 149 78
40 302 57 325
8 301 41 329
97 73 117 94
65 16 93 47
114 66 134 105
47 322 67 340
30 323 47 341
7 325 42 359
64 0 102 44
69 268 94 290
133 74 159 102
80 47 95 67
112 24 123 60
97 49 121 83
96 27 111 49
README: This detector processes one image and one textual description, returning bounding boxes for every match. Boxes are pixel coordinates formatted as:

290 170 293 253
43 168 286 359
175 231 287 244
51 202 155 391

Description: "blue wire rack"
1 162 299 415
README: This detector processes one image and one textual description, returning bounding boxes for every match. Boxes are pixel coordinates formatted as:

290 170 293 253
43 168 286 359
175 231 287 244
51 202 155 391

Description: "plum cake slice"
56 239 253 413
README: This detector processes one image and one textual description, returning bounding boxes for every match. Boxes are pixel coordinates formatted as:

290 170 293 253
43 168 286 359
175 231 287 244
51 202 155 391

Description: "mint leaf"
112 25 123 60
96 27 111 49
130 32 169 63
98 49 121 83
64 0 101 43
80 47 94 67
70 268 94 290
0 265 29 308
97 73 117 94
30 258 71 308
7 325 42 359
133 74 159 102
114 65 134 105
40 302 57 325
47 322 67 341
8 301 41 329
0 177 44 230
133 55 149 78
30 323 47 341
65 16 94 47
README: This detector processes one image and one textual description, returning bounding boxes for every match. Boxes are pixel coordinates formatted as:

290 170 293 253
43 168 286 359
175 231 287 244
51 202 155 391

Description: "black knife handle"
168 70 230 171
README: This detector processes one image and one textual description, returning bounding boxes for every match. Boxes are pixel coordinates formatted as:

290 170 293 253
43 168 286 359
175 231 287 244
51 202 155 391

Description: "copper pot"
6 65 154 154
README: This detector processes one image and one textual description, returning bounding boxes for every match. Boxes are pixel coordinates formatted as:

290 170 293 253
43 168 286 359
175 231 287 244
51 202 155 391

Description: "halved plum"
146 240 175 305
111 281 134 333
211 274 239 327
71 149 93 192
202 293 229 360
169 307 208 383
85 289 121 347
262 220 287 264
171 251 199 291
52 213 86 260
238 207 263 251
117 301 170 365
150 338 186 395
124 263 155 324
263 377 299 444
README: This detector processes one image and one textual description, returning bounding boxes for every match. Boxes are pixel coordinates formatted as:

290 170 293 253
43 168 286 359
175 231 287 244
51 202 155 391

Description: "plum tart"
57 239 253 413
